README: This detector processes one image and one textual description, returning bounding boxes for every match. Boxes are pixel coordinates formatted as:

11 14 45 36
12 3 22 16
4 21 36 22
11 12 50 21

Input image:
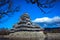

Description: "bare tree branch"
25 0 58 14
0 0 20 23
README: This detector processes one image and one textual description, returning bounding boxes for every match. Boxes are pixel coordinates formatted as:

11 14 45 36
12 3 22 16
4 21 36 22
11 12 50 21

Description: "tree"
0 0 20 23
0 28 10 35
25 0 59 13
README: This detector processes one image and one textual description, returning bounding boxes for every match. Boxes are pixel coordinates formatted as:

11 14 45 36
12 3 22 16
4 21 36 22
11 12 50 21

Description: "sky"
0 0 60 29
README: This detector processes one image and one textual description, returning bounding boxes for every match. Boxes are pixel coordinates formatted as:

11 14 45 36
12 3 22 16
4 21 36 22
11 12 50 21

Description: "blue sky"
0 0 60 29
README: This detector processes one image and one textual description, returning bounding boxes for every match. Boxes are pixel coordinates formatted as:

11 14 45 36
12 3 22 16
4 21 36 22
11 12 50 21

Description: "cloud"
32 16 60 28
33 16 60 23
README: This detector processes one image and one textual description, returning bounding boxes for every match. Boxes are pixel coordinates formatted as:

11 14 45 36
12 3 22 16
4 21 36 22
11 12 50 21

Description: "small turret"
18 13 31 24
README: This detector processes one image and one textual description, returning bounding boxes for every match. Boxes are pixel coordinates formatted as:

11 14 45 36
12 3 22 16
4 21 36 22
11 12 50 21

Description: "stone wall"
9 31 45 40
0 32 60 40
45 33 60 40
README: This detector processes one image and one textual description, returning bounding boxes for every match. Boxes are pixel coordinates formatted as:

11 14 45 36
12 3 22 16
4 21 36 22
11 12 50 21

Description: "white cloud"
52 16 60 22
33 16 60 23
33 16 60 27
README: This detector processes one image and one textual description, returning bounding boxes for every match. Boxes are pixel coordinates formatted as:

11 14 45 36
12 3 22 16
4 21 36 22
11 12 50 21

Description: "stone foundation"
9 31 45 40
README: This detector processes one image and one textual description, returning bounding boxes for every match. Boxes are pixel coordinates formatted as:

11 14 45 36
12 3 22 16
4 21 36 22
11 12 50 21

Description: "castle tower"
9 13 45 40
10 13 43 32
